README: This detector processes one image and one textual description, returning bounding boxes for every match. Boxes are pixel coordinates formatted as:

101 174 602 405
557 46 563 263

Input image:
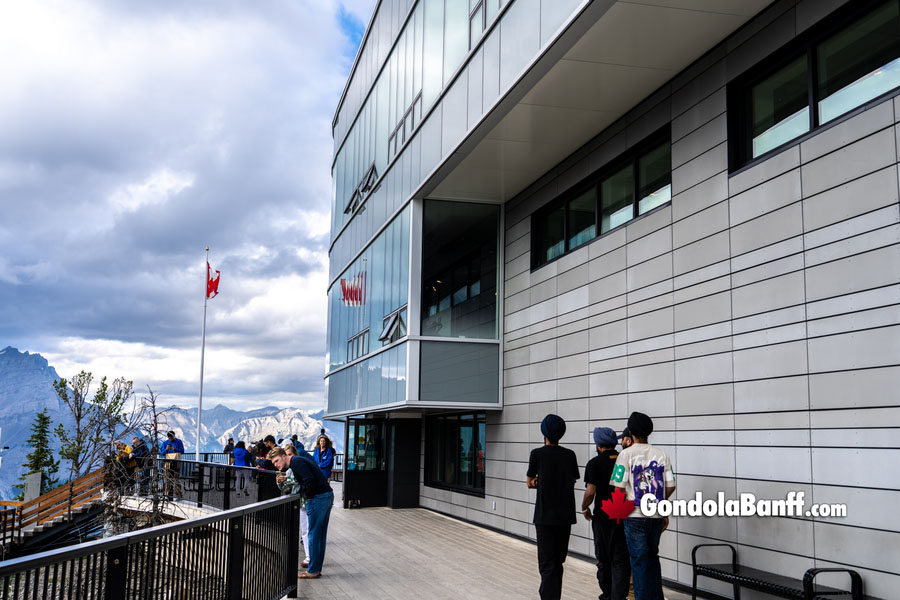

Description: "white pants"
300 506 310 554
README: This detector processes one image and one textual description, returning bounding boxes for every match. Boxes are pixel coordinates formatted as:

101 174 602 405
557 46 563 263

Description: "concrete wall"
421 1 900 597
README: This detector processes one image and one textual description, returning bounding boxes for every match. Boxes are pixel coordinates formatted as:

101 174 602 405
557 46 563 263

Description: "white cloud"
0 0 378 413
108 168 195 213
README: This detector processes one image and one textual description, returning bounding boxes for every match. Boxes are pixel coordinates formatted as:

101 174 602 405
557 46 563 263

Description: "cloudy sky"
0 0 377 412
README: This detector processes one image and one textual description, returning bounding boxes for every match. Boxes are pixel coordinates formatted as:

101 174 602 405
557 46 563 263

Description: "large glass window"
600 165 634 234
818 0 900 123
733 0 900 167
638 142 672 215
535 203 565 265
532 132 671 268
750 56 810 159
568 188 597 249
422 200 499 339
425 412 486 495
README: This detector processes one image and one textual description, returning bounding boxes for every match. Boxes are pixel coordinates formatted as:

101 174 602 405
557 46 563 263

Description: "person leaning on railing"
277 443 312 568
130 436 151 495
159 431 184 498
114 441 137 492
269 446 333 580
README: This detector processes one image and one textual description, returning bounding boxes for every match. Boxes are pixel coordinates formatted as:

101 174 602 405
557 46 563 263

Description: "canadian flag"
207 262 220 299
340 272 366 306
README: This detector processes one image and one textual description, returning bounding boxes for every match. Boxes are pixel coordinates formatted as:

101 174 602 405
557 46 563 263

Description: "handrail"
0 494 298 575
0 494 301 600
0 456 314 552
18 469 103 530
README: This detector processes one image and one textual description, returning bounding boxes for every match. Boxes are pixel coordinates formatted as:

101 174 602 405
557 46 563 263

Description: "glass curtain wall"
327 343 407 415
333 0 509 241
327 205 410 373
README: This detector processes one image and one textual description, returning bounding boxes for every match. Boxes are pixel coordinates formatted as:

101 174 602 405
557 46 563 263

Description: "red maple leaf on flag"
600 488 632 524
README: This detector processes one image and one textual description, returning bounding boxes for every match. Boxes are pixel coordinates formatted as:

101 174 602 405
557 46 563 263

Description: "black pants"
593 518 631 600
535 524 571 600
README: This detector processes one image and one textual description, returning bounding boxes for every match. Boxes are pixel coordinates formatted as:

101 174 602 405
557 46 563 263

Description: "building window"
347 329 369 362
469 0 486 49
344 163 379 215
388 93 423 160
532 132 671 268
425 412 486 495
731 0 900 168
378 306 407 345
422 200 499 339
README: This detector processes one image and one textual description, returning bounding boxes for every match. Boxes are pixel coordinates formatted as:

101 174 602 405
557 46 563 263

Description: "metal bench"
692 543 870 600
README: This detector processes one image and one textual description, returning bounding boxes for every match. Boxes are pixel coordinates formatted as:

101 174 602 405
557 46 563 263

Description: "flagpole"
197 247 209 463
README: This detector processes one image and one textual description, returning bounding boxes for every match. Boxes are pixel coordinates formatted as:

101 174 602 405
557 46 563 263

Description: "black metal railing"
0 495 301 600
118 459 281 511
192 452 230 465
332 454 344 482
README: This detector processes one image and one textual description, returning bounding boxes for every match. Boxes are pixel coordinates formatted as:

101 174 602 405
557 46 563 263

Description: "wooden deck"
295 483 690 600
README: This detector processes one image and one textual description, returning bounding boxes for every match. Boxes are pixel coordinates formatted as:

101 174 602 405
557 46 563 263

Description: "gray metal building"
326 0 900 596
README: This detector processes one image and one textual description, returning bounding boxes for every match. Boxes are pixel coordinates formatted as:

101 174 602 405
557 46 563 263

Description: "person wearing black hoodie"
526 414 580 600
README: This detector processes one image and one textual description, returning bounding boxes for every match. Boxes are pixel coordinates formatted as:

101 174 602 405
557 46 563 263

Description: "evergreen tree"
14 409 60 498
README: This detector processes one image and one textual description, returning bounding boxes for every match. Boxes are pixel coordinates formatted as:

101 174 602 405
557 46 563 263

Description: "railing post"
67 479 74 521
104 546 128 600
225 515 244 600
286 499 300 598
223 468 231 511
196 462 204 508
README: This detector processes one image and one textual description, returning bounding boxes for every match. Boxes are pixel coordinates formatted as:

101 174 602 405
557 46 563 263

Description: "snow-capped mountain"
0 347 342 500
154 405 342 454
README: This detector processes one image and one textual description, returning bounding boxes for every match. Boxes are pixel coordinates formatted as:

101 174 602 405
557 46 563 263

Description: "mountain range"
0 346 342 500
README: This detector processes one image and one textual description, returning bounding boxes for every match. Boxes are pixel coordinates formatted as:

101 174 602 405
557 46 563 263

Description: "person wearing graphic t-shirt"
526 414 580 600
609 412 675 600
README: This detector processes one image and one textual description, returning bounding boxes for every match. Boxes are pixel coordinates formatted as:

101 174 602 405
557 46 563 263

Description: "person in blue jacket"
159 430 185 497
313 435 335 479
159 430 185 455
231 440 253 494
231 440 252 467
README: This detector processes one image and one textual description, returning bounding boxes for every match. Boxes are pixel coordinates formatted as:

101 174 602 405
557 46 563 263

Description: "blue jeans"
623 518 664 600
305 489 334 574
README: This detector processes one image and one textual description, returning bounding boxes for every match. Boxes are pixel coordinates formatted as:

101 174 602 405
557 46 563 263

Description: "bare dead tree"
134 385 179 528
99 385 181 535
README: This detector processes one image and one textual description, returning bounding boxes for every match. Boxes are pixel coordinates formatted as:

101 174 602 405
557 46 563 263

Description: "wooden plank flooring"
295 483 690 600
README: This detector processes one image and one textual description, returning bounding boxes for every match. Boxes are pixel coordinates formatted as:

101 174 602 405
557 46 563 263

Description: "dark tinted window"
750 55 809 158
818 0 900 123
568 188 597 250
425 412 486 495
536 203 565 265
732 1 900 168
637 142 672 215
600 164 634 234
